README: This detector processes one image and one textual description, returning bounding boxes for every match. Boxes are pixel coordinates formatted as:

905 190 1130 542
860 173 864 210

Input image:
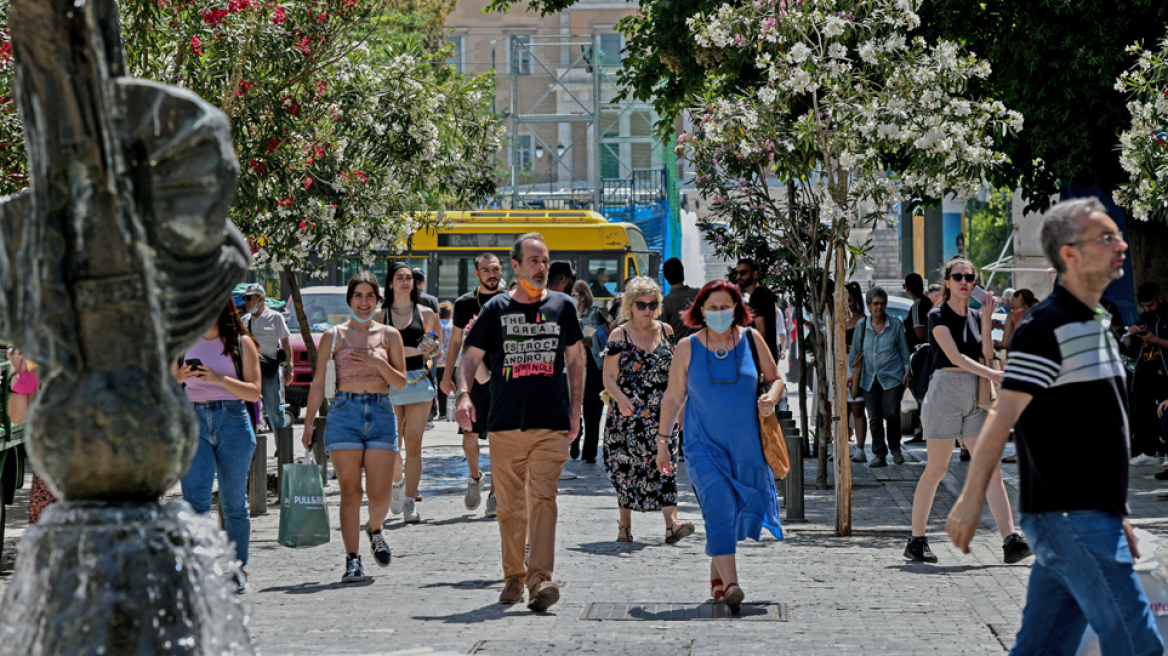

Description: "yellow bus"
334 210 659 302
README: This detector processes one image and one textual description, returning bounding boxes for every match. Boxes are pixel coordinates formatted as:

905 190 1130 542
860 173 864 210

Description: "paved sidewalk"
7 403 1168 654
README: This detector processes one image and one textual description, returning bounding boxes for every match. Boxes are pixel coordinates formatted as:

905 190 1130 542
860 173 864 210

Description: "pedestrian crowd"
9 200 1166 653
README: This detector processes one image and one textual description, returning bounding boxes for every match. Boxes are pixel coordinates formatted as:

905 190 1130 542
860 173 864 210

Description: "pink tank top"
184 337 240 402
334 327 387 384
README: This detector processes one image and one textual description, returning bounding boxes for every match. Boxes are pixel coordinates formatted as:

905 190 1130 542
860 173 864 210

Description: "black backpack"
908 343 934 403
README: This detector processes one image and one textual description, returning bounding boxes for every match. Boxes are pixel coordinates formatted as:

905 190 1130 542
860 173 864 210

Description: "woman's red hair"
683 280 754 329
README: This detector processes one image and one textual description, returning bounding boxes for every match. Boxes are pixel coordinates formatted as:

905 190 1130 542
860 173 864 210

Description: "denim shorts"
386 368 437 406
323 392 399 452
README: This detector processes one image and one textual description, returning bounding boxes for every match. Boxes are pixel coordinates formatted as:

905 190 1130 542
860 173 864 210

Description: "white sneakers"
390 480 406 515
403 497 421 524
1131 454 1161 466
484 493 497 518
559 468 578 480
465 474 486 510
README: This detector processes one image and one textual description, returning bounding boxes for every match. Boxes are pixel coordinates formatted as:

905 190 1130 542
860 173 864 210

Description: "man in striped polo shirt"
946 197 1163 655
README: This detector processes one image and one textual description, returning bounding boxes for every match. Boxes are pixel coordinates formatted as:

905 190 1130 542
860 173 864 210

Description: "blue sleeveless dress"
685 331 783 556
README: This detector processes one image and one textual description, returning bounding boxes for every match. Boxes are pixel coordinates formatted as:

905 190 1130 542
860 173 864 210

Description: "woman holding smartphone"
172 299 261 593
905 258 1030 565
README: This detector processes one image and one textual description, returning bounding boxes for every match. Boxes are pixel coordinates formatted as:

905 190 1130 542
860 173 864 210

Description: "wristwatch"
455 388 470 402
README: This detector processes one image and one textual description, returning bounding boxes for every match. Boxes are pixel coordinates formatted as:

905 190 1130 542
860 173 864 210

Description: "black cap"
411 267 425 282
549 262 575 279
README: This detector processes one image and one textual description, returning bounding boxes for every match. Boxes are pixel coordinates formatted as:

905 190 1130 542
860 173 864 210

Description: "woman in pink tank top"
170 299 261 593
301 272 407 583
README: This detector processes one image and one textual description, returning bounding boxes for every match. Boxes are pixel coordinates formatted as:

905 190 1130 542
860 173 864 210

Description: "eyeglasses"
570 293 581 299
1069 232 1122 248
634 300 659 312
869 302 887 308
949 273 976 283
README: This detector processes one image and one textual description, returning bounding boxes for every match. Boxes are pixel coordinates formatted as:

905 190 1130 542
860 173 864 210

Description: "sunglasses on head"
949 273 976 283
634 300 659 312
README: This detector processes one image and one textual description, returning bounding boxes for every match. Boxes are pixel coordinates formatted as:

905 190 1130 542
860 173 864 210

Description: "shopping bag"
1077 529 1168 655
278 451 331 548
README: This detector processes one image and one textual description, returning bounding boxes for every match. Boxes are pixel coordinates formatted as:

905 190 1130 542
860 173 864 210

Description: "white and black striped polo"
1001 284 1130 517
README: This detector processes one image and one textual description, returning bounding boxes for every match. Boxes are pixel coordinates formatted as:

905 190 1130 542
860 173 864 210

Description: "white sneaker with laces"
484 493 497 518
559 468 577 480
465 474 486 510
403 497 421 524
390 480 406 515
1131 454 1161 466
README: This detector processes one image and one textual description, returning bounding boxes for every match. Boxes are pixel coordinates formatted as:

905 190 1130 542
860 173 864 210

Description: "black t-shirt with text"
927 302 984 369
463 291 584 432
746 284 778 361
1001 284 1130 516
906 296 933 350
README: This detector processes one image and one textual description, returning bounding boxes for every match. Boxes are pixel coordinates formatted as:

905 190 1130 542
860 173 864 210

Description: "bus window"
436 253 510 301
340 258 389 290
585 256 619 299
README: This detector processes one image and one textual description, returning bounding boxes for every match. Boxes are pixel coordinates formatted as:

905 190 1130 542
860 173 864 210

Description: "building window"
511 36 532 75
512 135 533 171
446 37 463 73
600 34 622 68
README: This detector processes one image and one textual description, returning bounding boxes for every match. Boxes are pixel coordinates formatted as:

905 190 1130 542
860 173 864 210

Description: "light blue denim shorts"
323 392 399 452
386 368 437 406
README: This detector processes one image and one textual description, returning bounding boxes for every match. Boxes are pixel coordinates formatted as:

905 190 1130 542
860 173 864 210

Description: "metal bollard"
248 432 267 517
784 432 806 522
276 426 294 491
313 417 328 484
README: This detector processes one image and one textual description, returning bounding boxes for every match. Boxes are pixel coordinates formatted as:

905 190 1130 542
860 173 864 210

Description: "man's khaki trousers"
488 429 569 590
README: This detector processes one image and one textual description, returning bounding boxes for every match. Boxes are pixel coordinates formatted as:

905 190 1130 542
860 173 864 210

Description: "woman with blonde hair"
572 280 607 463
603 276 695 544
906 258 1030 565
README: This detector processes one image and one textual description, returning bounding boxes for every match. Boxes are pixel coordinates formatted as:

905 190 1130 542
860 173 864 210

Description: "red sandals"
710 578 725 601
722 583 745 613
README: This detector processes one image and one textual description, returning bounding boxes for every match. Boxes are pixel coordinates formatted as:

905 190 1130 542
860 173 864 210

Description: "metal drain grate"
581 601 786 621
470 639 696 655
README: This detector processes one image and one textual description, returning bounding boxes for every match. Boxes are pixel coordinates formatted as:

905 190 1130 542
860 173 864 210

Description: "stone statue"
0 0 253 652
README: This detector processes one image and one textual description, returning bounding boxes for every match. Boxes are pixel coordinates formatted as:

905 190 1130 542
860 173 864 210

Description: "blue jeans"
1011 510 1163 655
260 372 285 431
182 400 257 566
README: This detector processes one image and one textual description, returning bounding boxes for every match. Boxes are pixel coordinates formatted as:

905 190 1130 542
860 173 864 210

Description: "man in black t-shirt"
736 258 780 362
947 198 1162 655
458 233 585 613
440 253 504 516
903 272 932 351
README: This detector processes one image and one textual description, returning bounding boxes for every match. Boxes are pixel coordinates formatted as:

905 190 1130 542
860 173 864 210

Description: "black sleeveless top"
392 303 429 371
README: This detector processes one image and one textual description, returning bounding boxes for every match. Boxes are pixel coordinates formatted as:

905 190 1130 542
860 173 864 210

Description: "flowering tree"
679 0 1021 530
0 0 502 366
1116 31 1168 222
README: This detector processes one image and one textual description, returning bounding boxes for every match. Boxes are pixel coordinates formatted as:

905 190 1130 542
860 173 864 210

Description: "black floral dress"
603 325 679 512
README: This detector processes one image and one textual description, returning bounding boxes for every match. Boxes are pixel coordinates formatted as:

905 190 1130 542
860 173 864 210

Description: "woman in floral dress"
602 277 696 544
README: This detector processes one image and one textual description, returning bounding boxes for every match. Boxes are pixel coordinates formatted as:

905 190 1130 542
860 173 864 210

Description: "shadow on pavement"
419 578 502 590
566 540 652 556
412 603 551 623
260 579 376 594
885 563 1011 574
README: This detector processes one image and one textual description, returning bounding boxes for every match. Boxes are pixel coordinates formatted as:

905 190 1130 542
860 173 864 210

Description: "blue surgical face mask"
350 310 374 323
705 308 735 333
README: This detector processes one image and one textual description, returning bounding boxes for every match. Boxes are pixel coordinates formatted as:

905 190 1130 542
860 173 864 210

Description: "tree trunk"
1128 219 1168 303
284 265 318 374
833 245 852 537
795 283 810 459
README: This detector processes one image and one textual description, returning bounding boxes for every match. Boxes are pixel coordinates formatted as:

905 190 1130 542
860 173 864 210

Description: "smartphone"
1136 330 1150 336
184 358 203 369
971 286 988 304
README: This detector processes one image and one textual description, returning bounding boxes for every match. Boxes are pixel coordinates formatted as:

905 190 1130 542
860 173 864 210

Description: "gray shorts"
920 370 986 441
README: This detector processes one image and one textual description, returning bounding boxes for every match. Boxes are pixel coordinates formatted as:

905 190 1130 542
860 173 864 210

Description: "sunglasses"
634 301 659 312
949 273 976 283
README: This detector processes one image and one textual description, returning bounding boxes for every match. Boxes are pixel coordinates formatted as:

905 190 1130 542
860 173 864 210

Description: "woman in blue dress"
657 280 784 613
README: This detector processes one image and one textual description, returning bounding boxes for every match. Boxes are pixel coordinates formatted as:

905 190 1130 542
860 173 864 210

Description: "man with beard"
458 233 585 612
736 258 780 364
947 198 1162 655
441 253 505 516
